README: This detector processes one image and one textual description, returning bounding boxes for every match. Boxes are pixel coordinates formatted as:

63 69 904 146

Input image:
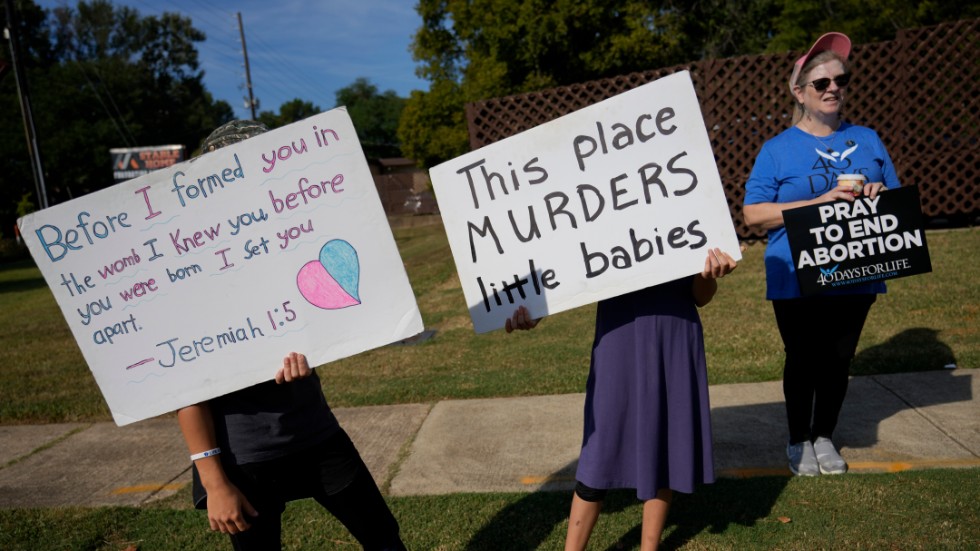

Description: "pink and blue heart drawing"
297 239 361 309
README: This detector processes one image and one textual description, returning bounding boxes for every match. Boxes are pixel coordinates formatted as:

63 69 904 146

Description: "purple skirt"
575 276 715 500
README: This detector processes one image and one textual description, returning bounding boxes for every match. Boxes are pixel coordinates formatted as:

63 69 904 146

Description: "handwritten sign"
783 185 932 295
17 108 423 425
429 72 741 333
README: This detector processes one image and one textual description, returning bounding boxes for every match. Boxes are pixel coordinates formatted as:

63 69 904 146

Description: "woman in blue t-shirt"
742 32 900 477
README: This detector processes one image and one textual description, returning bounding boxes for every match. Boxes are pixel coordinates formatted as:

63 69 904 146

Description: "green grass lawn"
0 223 977 550
1 469 977 550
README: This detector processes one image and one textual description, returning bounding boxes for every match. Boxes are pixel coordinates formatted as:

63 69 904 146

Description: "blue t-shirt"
744 122 901 300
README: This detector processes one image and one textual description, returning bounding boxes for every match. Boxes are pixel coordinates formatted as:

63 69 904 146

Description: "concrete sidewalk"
0 369 976 508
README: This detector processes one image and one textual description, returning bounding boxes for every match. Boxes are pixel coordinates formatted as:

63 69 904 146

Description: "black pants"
224 429 406 551
773 294 876 444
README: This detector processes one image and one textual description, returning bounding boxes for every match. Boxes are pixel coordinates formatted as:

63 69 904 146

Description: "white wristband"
190 447 221 461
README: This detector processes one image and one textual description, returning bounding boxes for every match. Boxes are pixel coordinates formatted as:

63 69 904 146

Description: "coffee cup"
837 174 867 196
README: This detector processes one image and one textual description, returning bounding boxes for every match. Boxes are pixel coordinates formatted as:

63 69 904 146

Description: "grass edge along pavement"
0 468 977 549
0 224 976 425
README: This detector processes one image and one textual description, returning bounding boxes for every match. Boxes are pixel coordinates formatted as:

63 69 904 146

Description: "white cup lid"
837 173 867 181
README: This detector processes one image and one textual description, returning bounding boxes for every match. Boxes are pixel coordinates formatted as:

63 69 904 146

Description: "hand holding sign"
504 305 540 333
701 248 739 280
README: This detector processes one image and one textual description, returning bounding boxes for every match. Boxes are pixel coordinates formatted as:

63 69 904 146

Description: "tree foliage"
400 0 978 167
258 98 322 129
398 79 468 167
401 0 699 166
258 79 406 160
334 77 406 160
767 0 979 52
0 0 232 233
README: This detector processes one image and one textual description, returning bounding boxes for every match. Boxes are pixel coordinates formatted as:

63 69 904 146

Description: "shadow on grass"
465 467 789 550
852 327 956 375
0 275 48 295
653 476 789 550
464 486 571 550
0 259 47 295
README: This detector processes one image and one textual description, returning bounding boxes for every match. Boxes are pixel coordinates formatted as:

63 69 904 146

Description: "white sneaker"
787 441 820 476
813 437 848 475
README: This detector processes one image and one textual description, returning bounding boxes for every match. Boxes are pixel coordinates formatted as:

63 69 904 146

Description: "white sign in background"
18 109 423 425
430 72 741 333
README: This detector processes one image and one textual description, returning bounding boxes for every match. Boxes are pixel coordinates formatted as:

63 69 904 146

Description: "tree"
400 0 978 167
0 0 232 233
674 0 781 59
767 0 980 52
256 79 406 160
1 0 53 233
398 79 467 168
401 0 703 167
334 78 406 160
258 98 322 129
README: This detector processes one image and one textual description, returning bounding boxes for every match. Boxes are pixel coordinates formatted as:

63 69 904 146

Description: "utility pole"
237 12 257 120
4 0 48 209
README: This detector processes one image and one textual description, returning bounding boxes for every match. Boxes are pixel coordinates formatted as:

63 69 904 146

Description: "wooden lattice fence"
465 19 979 238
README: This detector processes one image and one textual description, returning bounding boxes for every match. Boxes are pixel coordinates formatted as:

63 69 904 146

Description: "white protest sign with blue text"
18 109 423 425
429 71 741 333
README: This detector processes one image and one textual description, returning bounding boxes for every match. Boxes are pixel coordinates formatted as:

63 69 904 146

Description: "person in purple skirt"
507 247 737 551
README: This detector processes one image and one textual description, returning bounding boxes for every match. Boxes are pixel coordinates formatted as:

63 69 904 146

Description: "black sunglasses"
806 73 851 92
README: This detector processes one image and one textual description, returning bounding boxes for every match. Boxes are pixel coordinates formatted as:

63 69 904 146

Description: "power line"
247 31 327 104
78 61 138 146
150 1 328 114
36 1 412 119
129 0 327 115
4 0 48 208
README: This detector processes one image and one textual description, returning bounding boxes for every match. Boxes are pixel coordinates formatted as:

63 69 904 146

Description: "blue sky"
35 0 429 119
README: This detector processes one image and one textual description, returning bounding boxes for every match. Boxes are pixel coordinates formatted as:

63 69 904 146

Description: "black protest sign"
783 185 931 296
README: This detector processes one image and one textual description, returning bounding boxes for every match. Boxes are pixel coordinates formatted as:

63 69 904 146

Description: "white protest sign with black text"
430 71 741 333
18 109 423 425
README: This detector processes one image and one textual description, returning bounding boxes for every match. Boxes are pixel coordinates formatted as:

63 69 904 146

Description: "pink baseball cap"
789 32 852 91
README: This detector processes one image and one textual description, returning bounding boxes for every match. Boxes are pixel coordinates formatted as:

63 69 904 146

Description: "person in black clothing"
178 120 407 551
